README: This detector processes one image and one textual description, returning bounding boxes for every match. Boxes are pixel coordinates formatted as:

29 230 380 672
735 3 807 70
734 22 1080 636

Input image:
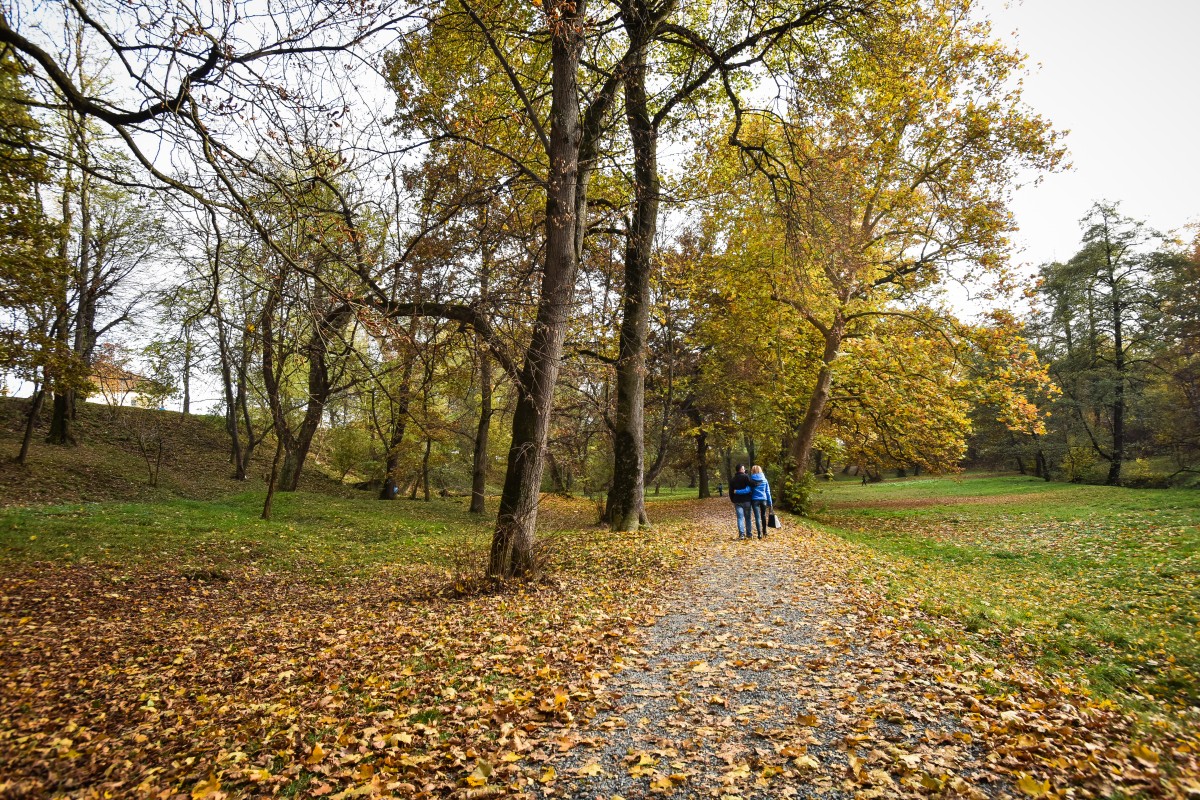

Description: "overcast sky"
977 0 1200 267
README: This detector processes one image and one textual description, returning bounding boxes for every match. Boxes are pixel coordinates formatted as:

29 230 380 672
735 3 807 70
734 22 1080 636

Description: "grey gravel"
533 510 1004 800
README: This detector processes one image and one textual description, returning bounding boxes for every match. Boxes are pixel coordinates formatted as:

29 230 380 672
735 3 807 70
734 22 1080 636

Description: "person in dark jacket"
749 465 774 539
728 465 754 540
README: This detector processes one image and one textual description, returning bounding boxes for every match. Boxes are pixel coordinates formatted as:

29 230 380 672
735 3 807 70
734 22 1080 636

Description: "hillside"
0 396 343 506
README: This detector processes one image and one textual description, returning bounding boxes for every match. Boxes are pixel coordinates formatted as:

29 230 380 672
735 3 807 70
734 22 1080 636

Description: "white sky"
978 0 1200 267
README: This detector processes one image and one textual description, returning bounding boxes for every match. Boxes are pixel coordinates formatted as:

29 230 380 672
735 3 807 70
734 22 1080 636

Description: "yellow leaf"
305 743 326 765
797 714 820 727
539 767 557 784
794 755 819 770
577 761 605 777
191 776 223 799
246 769 272 783
1131 743 1160 767
1016 774 1050 797
691 661 710 673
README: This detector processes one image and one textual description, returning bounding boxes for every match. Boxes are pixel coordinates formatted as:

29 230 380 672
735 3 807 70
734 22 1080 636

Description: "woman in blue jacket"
749 465 773 539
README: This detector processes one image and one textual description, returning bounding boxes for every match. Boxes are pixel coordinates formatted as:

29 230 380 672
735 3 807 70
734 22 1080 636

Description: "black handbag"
768 511 781 529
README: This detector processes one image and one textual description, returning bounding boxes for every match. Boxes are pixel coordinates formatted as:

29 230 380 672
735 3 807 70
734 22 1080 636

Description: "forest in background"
1 0 1197 580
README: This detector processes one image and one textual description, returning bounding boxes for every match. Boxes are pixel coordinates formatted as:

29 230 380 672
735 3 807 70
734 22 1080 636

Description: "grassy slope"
0 396 303 506
814 474 1200 722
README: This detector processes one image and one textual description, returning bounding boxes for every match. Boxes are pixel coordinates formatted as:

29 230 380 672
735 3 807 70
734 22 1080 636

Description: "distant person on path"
749 465 774 539
728 465 753 540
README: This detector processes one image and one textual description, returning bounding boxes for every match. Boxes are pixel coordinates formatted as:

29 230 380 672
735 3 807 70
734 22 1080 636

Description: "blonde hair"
751 465 763 475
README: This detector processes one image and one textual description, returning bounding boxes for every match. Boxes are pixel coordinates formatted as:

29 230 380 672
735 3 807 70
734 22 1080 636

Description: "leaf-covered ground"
530 508 1199 800
2 488 1199 799
815 476 1200 718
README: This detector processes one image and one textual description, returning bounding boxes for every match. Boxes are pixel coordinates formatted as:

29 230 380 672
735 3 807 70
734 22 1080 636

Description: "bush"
781 471 820 516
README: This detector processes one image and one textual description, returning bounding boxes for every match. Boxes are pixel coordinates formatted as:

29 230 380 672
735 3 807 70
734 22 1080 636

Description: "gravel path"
535 506 1004 799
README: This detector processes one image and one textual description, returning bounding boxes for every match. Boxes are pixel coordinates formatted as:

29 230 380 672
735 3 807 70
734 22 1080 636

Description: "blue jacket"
749 473 772 504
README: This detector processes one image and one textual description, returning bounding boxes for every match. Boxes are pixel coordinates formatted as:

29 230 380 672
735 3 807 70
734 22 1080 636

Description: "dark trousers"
751 500 770 535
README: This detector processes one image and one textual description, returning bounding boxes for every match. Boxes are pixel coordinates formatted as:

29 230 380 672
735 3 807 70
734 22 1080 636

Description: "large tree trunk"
379 422 407 500
379 348 417 500
470 347 493 513
274 306 352 492
47 140 85 446
46 391 76 446
696 428 710 498
488 6 587 579
606 39 656 532
787 319 844 502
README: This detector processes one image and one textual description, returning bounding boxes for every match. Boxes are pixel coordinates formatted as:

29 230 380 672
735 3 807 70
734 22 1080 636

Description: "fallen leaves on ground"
2 496 1198 799
0 504 693 799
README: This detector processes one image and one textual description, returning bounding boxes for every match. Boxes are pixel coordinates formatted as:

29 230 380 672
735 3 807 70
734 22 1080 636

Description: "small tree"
127 345 178 487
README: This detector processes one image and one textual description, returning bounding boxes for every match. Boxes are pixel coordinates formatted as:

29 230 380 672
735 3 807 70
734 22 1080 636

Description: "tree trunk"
787 320 844 503
546 451 569 495
1108 287 1125 485
489 6 588 579
47 392 76 445
270 304 351 492
235 359 262 481
47 144 88 446
215 313 245 476
470 363 493 513
470 262 494 513
17 388 45 465
606 33 657 532
181 327 192 416
696 428 710 498
421 438 432 501
744 434 757 469
261 435 284 521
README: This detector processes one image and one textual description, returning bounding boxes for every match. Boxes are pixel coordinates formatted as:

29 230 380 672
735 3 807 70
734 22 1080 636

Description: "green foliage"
0 51 72 383
780 470 820 516
324 425 380 483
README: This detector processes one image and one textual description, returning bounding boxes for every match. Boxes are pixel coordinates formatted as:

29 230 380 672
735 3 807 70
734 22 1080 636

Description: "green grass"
815 475 1200 719
0 491 494 576
644 485 706 501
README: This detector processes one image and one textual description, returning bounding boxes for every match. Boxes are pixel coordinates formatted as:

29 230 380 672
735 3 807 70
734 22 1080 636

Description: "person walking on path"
749 465 774 539
728 465 753 540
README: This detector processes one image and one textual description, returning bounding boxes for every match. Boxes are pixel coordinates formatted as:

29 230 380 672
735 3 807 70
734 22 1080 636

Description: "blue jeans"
751 500 770 536
734 503 752 537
